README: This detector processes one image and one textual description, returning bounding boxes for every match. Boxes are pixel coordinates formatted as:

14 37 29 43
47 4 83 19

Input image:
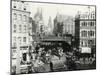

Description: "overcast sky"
26 2 95 25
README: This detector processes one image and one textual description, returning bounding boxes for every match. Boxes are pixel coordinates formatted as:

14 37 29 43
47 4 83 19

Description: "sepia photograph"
11 0 96 75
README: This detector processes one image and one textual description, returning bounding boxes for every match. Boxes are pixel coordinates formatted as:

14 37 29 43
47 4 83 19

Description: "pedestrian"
69 59 76 70
50 61 53 72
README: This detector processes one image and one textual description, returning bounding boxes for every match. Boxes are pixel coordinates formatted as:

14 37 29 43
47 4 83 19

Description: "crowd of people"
23 42 96 72
12 42 96 74
26 42 68 73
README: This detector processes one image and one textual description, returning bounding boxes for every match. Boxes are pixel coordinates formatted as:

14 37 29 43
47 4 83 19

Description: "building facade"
63 16 75 36
12 0 30 67
75 7 96 53
53 13 75 36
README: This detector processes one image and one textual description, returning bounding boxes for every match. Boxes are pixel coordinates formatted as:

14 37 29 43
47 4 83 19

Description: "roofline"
18 0 96 7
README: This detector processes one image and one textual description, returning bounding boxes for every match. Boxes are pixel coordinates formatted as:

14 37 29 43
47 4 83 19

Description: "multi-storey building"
75 6 96 53
53 13 75 36
63 16 75 36
12 0 30 68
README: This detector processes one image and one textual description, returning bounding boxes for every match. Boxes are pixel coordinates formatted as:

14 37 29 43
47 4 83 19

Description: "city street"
11 0 96 74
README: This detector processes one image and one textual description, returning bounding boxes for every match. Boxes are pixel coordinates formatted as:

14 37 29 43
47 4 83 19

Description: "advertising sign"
81 47 91 53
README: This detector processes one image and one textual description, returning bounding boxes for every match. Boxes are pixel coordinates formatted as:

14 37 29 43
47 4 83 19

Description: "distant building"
75 6 96 52
53 13 75 36
12 0 30 67
45 16 53 35
34 8 45 35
